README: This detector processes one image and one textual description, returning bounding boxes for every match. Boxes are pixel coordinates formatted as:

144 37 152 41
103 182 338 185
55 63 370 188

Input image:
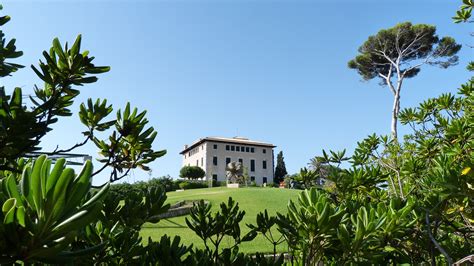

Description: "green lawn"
140 187 301 254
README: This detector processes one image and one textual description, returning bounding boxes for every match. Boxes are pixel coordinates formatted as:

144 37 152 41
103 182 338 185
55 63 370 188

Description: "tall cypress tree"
274 151 288 183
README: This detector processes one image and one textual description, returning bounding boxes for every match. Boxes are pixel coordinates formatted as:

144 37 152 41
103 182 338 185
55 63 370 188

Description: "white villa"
180 136 276 185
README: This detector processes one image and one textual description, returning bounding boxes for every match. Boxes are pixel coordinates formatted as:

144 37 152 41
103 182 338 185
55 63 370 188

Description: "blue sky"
3 0 472 185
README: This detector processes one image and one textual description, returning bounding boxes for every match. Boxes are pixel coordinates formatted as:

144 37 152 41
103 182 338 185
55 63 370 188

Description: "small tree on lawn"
179 165 205 180
274 151 287 184
348 22 461 139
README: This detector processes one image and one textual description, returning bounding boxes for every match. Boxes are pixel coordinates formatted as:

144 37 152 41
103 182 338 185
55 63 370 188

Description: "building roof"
180 136 276 154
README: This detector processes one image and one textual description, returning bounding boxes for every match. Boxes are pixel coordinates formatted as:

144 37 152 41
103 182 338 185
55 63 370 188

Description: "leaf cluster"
180 165 206 180
185 197 257 263
348 22 461 81
0 155 109 264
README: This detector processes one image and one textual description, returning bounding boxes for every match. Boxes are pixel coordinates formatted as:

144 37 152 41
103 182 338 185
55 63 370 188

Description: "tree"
179 165 205 180
274 151 287 184
294 167 318 189
348 22 461 139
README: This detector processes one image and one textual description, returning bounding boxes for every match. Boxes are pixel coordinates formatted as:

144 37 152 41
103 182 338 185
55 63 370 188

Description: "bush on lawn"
178 181 208 190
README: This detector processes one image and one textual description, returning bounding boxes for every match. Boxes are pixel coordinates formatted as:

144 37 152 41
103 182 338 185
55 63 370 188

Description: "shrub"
178 181 208 190
212 180 226 187
179 166 205 180
148 176 178 192
109 182 142 199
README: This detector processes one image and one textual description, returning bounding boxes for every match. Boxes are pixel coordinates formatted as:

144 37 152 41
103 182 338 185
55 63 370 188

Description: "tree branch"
48 135 91 155
400 31 427 56
374 49 398 67
425 212 453 265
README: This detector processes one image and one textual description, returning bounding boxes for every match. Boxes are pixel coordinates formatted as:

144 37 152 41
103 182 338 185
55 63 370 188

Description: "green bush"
109 182 142 199
148 176 178 192
212 180 226 187
178 181 208 190
179 166 205 180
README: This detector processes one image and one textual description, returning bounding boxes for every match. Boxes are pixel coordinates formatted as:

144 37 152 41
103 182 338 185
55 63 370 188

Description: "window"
184 154 186 159
251 147 255 153
213 144 218 149
201 158 204 166
238 158 243 164
196 160 199 166
226 157 231 165
241 146 245 152
250 176 255 182
263 149 266 154
212 174 218 181
226 145 230 151
236 146 240 152
263 160 267 169
246 147 250 152
263 177 268 184
202 145 204 150
213 156 218 166
250 159 255 172
231 145 235 151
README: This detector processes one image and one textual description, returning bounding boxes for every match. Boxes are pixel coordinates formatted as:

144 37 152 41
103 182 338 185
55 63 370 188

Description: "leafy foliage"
0 12 165 183
92 102 166 183
0 3 473 265
185 198 257 263
348 22 460 80
0 6 170 264
453 0 473 23
247 210 285 260
306 78 474 263
0 155 109 263
80 186 175 264
453 0 474 71
179 165 206 180
293 167 319 189
277 188 346 265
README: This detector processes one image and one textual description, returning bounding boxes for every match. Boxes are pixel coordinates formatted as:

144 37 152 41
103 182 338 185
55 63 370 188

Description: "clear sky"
2 0 473 185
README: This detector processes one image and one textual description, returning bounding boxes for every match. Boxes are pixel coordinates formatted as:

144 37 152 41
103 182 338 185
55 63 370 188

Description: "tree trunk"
391 92 400 139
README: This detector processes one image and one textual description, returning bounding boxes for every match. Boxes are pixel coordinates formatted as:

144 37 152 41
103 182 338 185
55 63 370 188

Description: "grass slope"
140 187 300 254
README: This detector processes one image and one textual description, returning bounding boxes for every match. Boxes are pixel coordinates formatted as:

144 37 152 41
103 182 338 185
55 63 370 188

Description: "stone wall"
157 200 208 219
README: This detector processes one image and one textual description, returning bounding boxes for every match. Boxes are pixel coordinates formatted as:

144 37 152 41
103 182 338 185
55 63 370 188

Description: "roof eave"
179 138 276 154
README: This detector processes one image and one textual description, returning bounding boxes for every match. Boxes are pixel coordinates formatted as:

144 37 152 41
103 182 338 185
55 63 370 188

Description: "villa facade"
180 136 276 185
